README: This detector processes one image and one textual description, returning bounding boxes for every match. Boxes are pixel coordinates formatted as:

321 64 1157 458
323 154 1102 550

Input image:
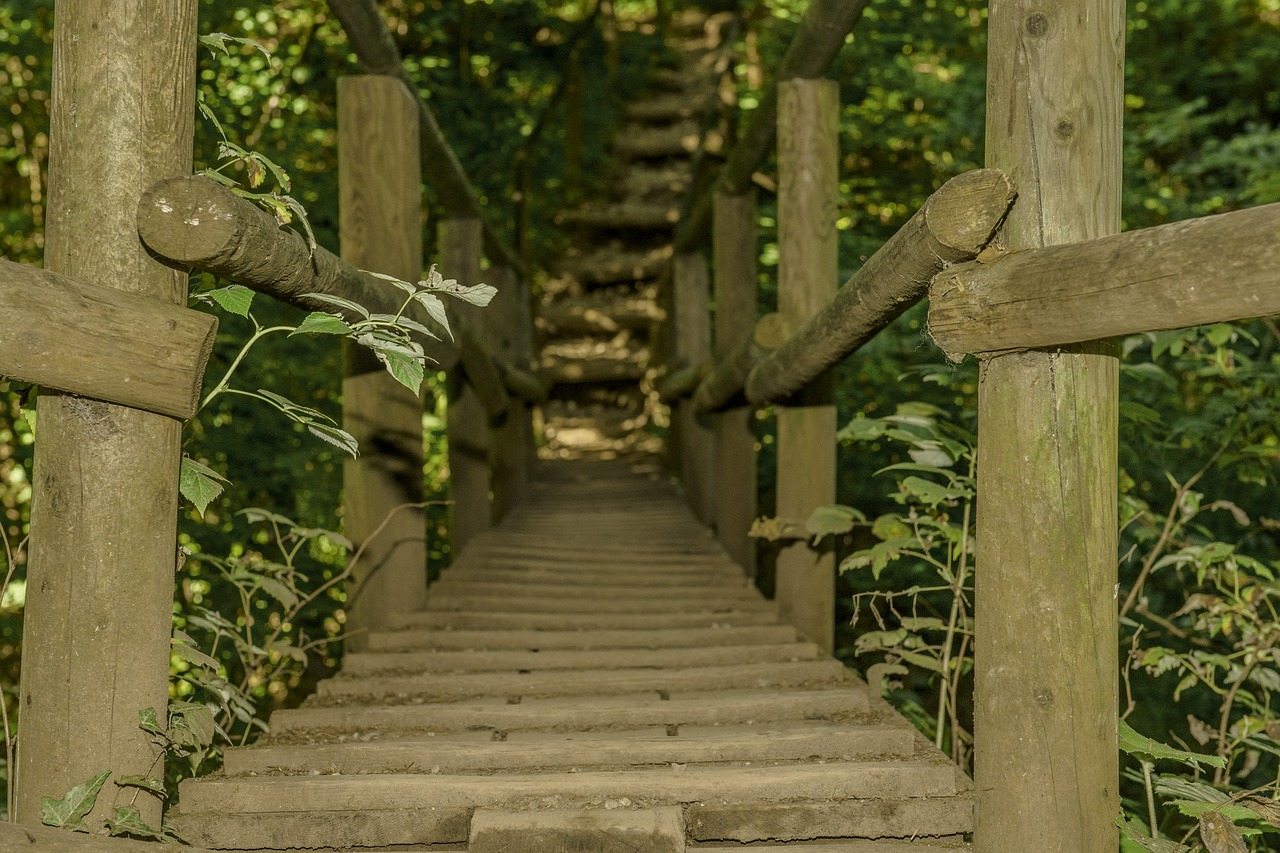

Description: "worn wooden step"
315 659 851 703
556 202 680 230
539 291 664 334
224 721 916 777
423 592 772 615
557 245 671 284
612 121 701 159
624 93 703 122
697 844 968 853
427 579 759 602
340 641 819 676
267 686 877 740
439 565 745 587
392 608 781 631
470 807 685 853
365 624 797 652
171 763 968 849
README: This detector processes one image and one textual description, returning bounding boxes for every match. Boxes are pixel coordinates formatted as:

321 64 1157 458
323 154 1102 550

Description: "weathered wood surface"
745 169 1014 404
675 0 873 251
711 190 760 575
0 259 215 419
930 199 1280 358
974 2 1123 852
694 312 790 413
772 80 839 653
16 0 197 827
443 218 492 550
326 0 524 275
486 266 537 520
656 358 712 401
338 75 427 651
0 823 218 853
138 173 458 370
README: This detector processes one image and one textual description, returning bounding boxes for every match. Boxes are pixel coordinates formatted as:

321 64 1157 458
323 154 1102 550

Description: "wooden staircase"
169 459 972 851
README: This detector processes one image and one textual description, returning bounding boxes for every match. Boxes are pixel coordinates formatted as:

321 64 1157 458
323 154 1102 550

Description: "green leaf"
1118 718 1227 769
437 280 497 307
169 701 217 750
1200 811 1249 853
378 348 426 395
306 422 360 458
198 32 272 60
366 270 418 295
138 707 164 737
871 514 912 541
207 285 255 317
256 575 300 609
907 441 954 468
290 312 352 337
837 416 885 442
41 770 111 830
172 636 221 673
180 457 229 516
1117 815 1192 853
116 775 167 798
105 804 164 840
805 504 865 541
303 292 370 319
413 291 453 340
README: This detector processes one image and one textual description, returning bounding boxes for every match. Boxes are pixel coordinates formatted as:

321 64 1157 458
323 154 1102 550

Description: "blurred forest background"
2 0 1280 845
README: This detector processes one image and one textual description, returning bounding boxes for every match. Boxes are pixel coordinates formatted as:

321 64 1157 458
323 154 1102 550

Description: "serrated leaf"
198 32 272 60
805 505 865 541
1119 718 1227 768
1117 816 1192 853
116 775 167 798
41 770 111 829
437 280 497 307
837 416 885 442
290 312 352 337
306 423 360 458
169 701 217 750
180 457 228 516
238 507 296 526
104 804 165 840
256 575 300 609
387 314 441 341
413 291 453 340
1200 812 1248 853
207 285 254 317
378 348 426 395
138 707 164 736
908 441 954 468
871 514 912 541
366 270 419 295
303 292 370 319
172 637 221 673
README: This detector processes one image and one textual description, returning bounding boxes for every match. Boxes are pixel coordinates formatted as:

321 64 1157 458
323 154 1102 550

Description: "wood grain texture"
0 260 215 418
15 0 197 827
486 266 536 521
673 253 716 524
0 823 221 853
746 169 1014 404
338 75 427 651
975 2 1123 851
930 200 1280 357
138 174 459 370
442 218 492 550
712 192 760 574
773 80 838 652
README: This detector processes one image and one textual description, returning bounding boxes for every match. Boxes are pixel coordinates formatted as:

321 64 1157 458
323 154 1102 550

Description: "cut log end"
137 176 243 267
924 168 1017 256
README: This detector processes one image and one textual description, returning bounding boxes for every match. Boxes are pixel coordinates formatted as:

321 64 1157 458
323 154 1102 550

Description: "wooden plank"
267 686 873 738
772 79 839 652
486 265 536 520
0 823 222 853
745 169 1015 404
337 76 427 651
442 217 492 551
424 593 773 615
687 795 973 843
15 0 197 827
975 3 1123 851
365 624 798 651
0 259 215 419
929 200 1280 358
394 609 781 631
340 641 820 675
427 580 761 601
469 808 685 853
138 174 458 370
225 721 914 776
316 659 850 701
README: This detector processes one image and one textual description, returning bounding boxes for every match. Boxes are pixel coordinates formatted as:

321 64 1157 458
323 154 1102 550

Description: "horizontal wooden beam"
137 174 460 371
498 359 549 405
458 327 510 422
0 259 216 419
928 200 1280 358
744 168 1015 404
657 359 712 403
693 312 790 413
0 822 223 853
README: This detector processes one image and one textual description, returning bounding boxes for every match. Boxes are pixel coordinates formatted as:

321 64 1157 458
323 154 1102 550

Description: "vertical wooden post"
338 76 427 652
774 79 838 652
975 2 1123 851
441 218 491 553
487 265 536 520
712 191 758 576
15 0 197 826
672 252 716 525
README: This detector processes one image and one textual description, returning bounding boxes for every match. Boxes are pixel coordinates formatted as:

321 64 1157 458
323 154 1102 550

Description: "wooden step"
423 592 773 615
556 202 680 231
470 807 685 853
391 609 781 631
315 659 851 703
539 290 664 334
613 121 701 159
439 565 745 587
697 844 969 853
267 686 877 739
427 579 760 602
364 624 797 652
557 245 671 284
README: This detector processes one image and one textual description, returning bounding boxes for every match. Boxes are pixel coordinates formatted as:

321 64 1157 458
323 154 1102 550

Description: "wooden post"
712 191 758 576
975 3 1123 851
672 253 716 525
486 265 536 521
338 76 427 651
441 218 491 553
14 0 197 826
773 79 838 652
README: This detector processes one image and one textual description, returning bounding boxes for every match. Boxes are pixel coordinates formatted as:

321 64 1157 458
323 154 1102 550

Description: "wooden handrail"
326 0 526 276
674 0 874 252
692 312 789 412
136 176 545 409
929 200 1280 358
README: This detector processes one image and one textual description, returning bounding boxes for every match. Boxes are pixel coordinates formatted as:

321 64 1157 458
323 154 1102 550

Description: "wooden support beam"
138 173 459 371
338 75 427 652
442 218 492 553
974 3 1123 851
694 312 789 413
672 253 716 524
745 169 1014 405
15 0 197 828
0 259 215 419
711 190 760 576
485 266 537 521
676 0 873 252
656 359 713 403
773 79 838 653
326 0 524 276
458 329 510 422
930 200 1280 357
